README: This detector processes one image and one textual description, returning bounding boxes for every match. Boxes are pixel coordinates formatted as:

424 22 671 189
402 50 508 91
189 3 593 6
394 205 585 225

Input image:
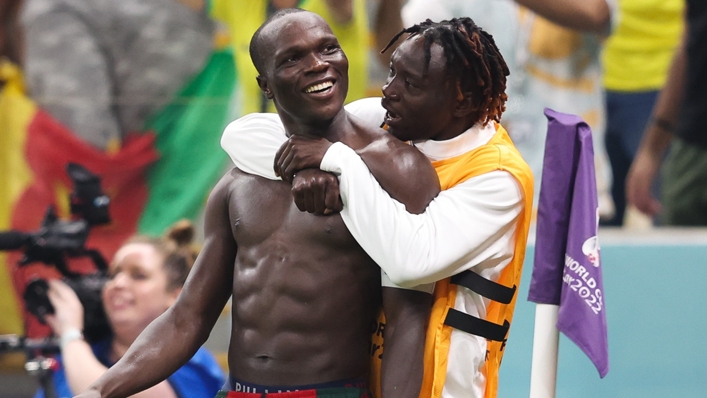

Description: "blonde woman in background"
34 221 224 398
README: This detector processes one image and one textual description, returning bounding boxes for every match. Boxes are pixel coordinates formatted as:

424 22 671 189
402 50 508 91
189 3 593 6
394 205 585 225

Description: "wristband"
60 328 84 349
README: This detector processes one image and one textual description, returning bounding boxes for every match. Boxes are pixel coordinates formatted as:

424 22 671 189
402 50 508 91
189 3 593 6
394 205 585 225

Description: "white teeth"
305 81 333 93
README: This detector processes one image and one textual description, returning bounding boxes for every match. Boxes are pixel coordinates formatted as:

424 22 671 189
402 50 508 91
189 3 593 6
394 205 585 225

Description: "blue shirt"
34 339 225 398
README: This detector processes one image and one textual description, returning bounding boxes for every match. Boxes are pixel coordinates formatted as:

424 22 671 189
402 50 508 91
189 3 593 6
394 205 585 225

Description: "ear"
453 91 477 117
256 75 274 99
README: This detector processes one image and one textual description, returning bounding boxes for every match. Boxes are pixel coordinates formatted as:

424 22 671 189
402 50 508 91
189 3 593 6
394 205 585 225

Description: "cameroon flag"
0 46 235 352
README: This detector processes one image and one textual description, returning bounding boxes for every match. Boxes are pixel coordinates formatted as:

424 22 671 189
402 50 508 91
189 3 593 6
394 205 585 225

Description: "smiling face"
256 12 349 126
381 35 461 142
102 242 180 338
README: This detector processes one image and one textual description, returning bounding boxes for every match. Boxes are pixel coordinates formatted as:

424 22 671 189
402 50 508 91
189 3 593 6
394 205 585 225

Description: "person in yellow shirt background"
601 0 684 226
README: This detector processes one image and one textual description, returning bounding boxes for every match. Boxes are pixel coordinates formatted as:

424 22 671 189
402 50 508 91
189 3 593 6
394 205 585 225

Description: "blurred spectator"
402 0 615 216
626 1 707 226
369 0 404 67
8 0 235 340
209 0 370 115
602 0 684 226
33 220 225 398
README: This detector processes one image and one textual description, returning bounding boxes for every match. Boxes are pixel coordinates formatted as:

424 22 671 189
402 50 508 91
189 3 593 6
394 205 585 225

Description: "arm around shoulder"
514 0 611 34
322 143 523 286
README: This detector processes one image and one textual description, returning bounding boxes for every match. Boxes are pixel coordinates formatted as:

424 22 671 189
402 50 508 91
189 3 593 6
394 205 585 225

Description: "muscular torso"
225 119 390 386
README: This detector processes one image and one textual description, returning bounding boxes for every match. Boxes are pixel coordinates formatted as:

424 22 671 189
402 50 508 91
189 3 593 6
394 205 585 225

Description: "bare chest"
227 172 355 249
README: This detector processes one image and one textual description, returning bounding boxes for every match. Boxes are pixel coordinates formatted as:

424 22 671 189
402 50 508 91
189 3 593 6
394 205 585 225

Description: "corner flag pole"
529 303 560 398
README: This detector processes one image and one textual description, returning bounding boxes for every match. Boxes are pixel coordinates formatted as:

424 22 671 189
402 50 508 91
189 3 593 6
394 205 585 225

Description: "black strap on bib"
450 270 516 304
444 309 510 342
444 270 516 341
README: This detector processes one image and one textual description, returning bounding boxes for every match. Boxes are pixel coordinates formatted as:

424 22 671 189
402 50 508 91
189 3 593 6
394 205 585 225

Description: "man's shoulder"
348 113 407 153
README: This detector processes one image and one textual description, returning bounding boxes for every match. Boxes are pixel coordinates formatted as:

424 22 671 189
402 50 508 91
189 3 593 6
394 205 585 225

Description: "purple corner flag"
528 108 609 378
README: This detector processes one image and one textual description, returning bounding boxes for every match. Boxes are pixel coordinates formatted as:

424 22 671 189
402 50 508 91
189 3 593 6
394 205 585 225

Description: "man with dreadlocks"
222 17 534 398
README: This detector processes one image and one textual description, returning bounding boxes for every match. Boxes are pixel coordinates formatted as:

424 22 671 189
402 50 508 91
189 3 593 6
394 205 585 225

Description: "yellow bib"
370 124 534 398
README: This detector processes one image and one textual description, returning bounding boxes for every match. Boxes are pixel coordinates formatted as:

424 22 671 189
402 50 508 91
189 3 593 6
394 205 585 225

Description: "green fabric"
138 49 236 235
661 137 707 226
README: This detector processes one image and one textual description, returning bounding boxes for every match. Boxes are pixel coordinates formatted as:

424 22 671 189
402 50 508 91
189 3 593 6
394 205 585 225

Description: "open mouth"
304 80 334 94
385 110 402 124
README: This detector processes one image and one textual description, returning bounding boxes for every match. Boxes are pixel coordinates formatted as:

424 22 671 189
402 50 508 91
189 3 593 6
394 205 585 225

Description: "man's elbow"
404 172 440 214
404 192 435 215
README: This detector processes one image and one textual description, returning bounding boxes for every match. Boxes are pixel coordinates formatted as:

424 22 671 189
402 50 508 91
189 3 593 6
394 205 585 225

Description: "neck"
432 117 478 141
281 107 351 141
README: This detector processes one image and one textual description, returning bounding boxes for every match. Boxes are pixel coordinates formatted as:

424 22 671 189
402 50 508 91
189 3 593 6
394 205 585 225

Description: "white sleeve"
344 97 386 128
321 142 524 287
382 271 435 294
219 99 385 179
220 113 286 180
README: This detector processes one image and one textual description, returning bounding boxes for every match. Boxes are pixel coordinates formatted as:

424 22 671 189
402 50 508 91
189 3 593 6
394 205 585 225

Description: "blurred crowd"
1 0 693 229
0 0 701 393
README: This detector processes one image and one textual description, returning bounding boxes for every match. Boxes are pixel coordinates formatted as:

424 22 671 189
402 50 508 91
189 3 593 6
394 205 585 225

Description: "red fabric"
8 109 159 338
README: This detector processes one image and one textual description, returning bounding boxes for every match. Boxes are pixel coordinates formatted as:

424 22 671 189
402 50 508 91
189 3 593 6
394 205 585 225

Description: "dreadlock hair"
124 219 199 292
382 18 510 126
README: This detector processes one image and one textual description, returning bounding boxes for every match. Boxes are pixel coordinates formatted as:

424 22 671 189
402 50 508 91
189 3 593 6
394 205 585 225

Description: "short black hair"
249 8 309 75
383 18 510 125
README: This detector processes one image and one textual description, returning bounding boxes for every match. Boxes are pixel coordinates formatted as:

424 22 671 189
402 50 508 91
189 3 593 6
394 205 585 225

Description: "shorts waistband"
229 376 368 394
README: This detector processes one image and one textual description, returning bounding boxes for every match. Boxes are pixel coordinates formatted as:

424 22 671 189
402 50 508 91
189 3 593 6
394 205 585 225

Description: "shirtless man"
74 9 439 398
222 18 535 398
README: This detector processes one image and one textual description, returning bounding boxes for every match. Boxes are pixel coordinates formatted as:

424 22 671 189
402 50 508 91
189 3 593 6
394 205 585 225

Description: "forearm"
380 288 430 398
638 36 687 159
62 339 110 394
373 0 404 65
220 100 386 180
324 0 353 24
88 308 206 398
321 143 522 286
515 0 611 34
64 338 175 398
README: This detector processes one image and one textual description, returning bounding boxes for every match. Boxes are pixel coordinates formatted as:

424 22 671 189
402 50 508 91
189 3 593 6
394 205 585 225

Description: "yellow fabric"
209 0 369 115
420 124 534 398
0 61 35 337
602 0 684 91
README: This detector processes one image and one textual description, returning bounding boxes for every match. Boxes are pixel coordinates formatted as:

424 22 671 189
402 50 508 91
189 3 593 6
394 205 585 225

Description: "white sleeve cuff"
220 113 286 180
382 270 435 294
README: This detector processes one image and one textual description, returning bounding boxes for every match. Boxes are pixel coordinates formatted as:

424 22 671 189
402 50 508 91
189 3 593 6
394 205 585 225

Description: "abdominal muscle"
226 193 381 387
